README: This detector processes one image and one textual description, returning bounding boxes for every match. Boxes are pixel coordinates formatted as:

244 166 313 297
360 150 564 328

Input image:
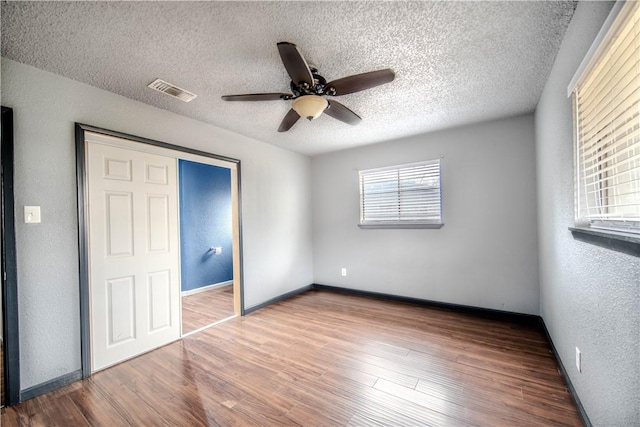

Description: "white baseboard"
181 280 232 297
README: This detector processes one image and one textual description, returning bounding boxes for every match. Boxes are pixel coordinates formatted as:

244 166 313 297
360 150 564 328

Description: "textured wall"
179 160 233 292
1 58 313 390
311 114 539 315
535 2 639 425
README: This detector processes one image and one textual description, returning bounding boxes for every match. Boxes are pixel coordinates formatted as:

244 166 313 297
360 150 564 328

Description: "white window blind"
359 159 442 228
572 1 640 233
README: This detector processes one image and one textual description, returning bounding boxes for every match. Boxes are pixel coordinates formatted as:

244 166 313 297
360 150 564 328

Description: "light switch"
24 206 41 223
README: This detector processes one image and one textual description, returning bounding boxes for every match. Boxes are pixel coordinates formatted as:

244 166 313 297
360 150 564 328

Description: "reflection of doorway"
77 124 243 376
179 160 235 335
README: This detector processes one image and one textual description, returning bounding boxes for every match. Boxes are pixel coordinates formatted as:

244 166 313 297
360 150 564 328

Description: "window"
358 159 443 229
569 1 639 235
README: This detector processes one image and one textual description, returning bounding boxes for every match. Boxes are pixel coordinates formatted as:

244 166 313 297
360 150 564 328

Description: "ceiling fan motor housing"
290 72 329 98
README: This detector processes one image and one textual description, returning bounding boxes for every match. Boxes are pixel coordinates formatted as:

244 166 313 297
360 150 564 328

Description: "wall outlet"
576 347 581 373
341 268 347 277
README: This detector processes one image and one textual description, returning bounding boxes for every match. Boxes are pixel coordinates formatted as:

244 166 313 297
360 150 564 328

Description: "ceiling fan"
221 42 395 132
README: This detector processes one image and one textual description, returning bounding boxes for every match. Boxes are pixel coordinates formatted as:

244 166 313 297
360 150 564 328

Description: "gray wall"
311 114 539 315
535 2 639 426
1 58 314 390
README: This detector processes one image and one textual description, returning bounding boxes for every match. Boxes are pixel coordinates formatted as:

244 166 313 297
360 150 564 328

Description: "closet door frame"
75 123 245 378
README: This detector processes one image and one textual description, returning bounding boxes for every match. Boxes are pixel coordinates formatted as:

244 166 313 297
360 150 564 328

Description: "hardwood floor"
1 290 582 426
182 285 235 335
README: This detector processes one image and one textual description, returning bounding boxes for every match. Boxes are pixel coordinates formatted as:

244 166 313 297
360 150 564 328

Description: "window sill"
358 223 444 229
569 226 640 257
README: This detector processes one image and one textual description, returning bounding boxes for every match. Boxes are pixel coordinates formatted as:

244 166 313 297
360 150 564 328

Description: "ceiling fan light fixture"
292 95 328 120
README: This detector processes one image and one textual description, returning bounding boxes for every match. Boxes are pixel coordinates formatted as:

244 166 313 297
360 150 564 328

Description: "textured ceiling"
1 1 576 156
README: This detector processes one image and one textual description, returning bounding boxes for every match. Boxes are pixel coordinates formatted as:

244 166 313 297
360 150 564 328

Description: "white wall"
311 114 539 314
535 2 639 425
1 58 314 390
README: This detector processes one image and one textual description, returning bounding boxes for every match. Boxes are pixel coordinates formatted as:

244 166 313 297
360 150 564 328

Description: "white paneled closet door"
87 141 180 371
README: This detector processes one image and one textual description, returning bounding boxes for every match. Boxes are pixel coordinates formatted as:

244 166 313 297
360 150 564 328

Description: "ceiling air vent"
147 79 197 102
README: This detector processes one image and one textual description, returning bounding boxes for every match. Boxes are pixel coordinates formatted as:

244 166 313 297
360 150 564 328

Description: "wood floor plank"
182 285 234 335
66 379 131 427
1 290 583 426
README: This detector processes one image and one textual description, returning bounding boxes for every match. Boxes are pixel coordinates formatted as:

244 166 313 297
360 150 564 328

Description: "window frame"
358 159 444 229
568 0 640 255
